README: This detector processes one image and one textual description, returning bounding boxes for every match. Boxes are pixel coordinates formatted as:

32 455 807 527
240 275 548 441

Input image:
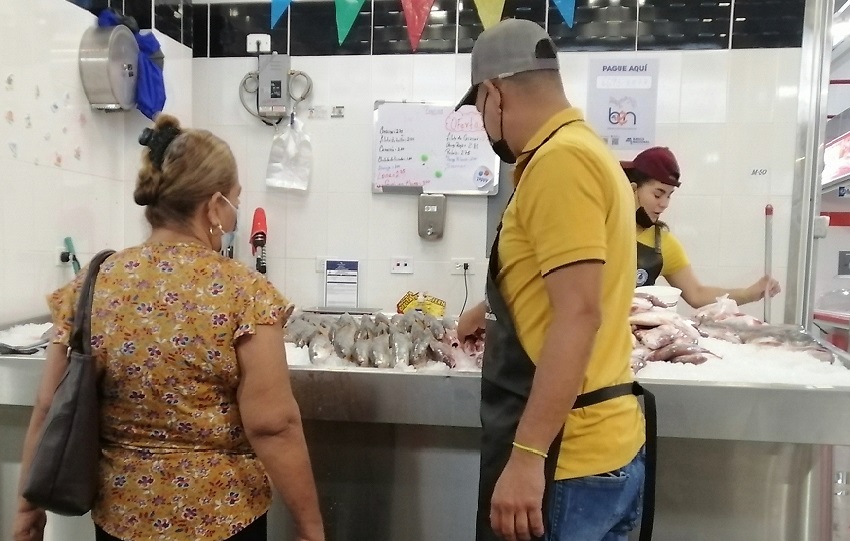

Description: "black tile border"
193 3 208 56
290 0 371 56
188 0 806 55
209 3 288 58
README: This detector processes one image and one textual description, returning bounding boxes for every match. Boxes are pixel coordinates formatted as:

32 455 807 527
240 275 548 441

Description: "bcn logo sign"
609 108 637 126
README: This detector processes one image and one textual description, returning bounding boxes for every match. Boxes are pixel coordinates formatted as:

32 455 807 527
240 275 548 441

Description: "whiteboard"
372 101 500 195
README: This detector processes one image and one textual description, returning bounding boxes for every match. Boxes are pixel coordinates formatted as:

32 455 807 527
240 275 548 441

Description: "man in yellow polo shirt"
456 19 651 541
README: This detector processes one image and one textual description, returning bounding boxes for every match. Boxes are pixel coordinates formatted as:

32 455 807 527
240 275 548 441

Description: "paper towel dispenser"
78 25 139 111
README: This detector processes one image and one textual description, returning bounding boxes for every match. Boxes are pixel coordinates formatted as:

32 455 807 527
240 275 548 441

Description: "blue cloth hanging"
97 9 166 119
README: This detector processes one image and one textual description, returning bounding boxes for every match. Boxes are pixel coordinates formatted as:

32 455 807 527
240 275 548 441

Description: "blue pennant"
271 0 292 28
552 0 576 28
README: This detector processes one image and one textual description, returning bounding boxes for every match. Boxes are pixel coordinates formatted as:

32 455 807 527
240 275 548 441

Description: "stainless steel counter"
6 354 850 445
1 355 846 540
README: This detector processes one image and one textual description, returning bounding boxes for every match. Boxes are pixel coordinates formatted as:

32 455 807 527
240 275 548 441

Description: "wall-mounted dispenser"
257 53 290 118
78 25 139 111
418 194 447 240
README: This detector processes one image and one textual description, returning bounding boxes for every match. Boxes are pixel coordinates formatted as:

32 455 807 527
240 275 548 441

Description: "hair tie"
138 126 181 171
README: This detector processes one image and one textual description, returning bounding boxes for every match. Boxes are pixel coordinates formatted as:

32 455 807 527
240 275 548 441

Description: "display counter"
1 352 847 540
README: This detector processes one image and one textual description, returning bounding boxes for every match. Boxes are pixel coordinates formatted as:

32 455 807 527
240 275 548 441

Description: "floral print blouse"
47 242 289 541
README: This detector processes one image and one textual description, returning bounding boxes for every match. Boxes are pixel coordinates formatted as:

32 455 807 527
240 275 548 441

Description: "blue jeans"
545 447 645 541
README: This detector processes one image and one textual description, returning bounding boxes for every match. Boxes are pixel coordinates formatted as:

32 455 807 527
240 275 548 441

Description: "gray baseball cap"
455 19 560 111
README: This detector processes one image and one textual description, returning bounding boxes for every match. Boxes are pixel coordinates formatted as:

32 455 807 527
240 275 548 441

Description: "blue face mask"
220 195 239 253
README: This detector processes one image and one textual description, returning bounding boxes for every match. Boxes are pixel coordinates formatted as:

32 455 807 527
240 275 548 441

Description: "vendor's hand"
458 302 485 341
12 506 46 541
749 275 781 303
490 451 546 541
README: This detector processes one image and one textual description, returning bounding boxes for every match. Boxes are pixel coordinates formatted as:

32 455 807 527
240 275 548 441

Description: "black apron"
636 225 662 287
476 129 657 541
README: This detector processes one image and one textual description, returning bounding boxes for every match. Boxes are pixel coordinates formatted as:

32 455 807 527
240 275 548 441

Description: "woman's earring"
216 224 225 235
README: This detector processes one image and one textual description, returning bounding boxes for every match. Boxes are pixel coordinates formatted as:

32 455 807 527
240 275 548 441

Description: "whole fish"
424 314 446 340
333 319 357 360
634 324 695 350
411 327 431 367
390 331 412 368
631 298 654 314
354 337 372 367
338 313 357 327
629 310 683 328
374 312 392 328
284 317 309 343
669 353 714 365
442 316 458 331
355 316 375 342
634 292 673 308
697 325 742 344
397 313 416 333
429 339 455 368
308 335 334 364
649 344 712 363
370 334 393 368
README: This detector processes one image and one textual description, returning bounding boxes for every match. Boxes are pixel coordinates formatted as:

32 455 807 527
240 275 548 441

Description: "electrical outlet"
451 258 474 275
391 257 414 274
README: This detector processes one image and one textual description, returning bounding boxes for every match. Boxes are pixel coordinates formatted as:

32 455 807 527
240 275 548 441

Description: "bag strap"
68 250 116 355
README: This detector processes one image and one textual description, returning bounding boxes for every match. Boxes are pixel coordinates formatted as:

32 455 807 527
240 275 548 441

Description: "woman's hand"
747 276 781 303
12 505 46 541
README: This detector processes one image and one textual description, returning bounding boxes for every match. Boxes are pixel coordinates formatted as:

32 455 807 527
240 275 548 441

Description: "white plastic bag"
266 116 312 191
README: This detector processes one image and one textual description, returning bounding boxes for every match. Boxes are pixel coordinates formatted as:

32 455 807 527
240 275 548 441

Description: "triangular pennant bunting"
552 0 577 28
401 0 437 51
271 0 292 29
472 0 506 30
336 0 368 45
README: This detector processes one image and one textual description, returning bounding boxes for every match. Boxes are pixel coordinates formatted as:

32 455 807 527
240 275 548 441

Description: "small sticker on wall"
24 115 31 128
79 113 87 127
64 92 71 104
35 85 40 99
62 126 68 135
50 103 58 113
839 186 848 198
5 111 13 124
54 153 62 167
5 74 13 90
8 142 17 158
74 147 81 160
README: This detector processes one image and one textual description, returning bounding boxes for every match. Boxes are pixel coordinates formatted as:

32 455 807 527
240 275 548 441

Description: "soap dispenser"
418 194 446 240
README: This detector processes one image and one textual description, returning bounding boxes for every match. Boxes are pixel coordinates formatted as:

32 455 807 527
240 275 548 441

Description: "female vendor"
624 146 781 309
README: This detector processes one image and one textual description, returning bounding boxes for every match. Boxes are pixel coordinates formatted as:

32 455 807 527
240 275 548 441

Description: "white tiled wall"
0 0 192 327
192 48 801 319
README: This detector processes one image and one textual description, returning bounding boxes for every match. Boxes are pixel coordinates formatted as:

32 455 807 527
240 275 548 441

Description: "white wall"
193 48 801 319
0 0 192 327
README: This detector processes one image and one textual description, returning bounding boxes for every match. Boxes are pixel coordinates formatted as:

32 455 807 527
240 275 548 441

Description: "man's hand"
458 301 486 340
490 451 546 541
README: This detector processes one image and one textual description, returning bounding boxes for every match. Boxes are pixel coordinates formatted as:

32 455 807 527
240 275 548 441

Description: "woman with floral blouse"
13 114 324 541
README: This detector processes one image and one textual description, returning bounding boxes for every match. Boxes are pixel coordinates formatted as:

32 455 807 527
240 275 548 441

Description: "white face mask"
220 195 239 253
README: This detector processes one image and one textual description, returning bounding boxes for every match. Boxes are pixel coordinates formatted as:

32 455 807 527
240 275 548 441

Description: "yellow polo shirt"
498 107 645 480
636 227 690 278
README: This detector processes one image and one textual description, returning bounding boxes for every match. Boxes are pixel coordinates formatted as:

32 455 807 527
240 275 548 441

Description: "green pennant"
336 0 368 45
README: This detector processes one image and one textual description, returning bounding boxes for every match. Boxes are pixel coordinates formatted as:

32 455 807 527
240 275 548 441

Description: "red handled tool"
250 208 268 275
